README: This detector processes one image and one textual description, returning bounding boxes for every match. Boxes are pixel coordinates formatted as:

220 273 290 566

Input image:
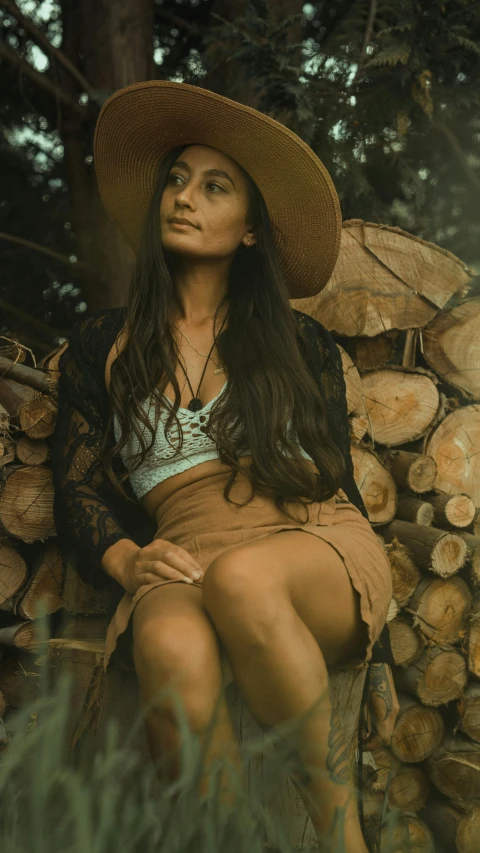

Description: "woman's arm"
49 316 137 589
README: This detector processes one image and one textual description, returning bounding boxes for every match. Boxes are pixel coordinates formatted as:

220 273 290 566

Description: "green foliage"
1 0 479 338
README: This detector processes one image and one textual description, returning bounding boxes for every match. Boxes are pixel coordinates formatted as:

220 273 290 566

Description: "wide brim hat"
93 80 342 299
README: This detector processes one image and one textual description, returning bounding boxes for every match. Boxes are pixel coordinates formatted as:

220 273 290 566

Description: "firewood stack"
0 337 112 755
0 219 479 850
293 220 480 852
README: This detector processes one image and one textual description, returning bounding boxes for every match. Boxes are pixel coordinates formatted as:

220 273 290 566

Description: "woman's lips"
168 220 197 229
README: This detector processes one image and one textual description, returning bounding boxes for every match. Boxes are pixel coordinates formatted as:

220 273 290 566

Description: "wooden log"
456 682 480 744
45 636 368 850
15 435 49 466
0 621 38 650
426 493 476 529
15 542 64 619
349 412 369 443
385 595 400 623
456 805 480 853
387 615 427 668
384 538 421 606
421 792 470 853
339 345 363 414
387 764 430 812
424 404 480 506
467 592 480 678
390 695 445 763
393 646 468 706
406 575 472 644
363 746 401 793
454 530 480 586
473 508 480 538
0 465 55 542
382 449 437 494
0 541 28 610
378 812 435 852
55 614 110 642
424 731 480 806
354 368 440 446
351 445 397 524
360 787 384 828
382 519 470 577
60 563 110 616
0 435 15 467
0 355 56 394
0 340 27 363
402 327 418 369
342 333 397 371
0 402 9 432
422 296 480 400
0 376 57 439
0 654 41 707
395 494 434 526
291 219 473 337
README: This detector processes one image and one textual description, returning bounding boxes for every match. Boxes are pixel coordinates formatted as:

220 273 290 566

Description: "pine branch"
351 0 378 85
0 40 88 118
1 0 103 105
0 231 88 271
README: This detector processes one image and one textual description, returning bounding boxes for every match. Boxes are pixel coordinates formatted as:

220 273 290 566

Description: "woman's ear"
242 229 257 248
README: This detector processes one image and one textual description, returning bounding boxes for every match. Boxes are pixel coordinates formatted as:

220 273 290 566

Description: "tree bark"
58 0 155 311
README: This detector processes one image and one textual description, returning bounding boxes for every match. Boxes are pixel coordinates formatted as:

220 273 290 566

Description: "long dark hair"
103 144 347 522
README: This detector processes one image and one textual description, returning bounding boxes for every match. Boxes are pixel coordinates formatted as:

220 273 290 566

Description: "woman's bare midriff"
141 454 254 526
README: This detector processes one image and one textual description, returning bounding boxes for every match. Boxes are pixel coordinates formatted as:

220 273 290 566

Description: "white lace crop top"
113 380 314 499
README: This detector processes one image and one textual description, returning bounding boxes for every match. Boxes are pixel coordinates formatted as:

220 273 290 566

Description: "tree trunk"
58 0 155 311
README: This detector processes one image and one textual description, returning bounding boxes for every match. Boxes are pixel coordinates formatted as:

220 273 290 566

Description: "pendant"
188 398 203 412
214 366 225 375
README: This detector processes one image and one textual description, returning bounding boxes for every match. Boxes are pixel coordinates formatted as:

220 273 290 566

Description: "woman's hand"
362 663 400 750
120 538 204 596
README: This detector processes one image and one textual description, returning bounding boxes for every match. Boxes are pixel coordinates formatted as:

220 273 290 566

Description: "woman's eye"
206 182 227 193
168 173 183 185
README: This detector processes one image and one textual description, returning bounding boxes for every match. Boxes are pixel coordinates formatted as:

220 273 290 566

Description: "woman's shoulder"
291 308 332 360
292 308 329 336
65 307 126 385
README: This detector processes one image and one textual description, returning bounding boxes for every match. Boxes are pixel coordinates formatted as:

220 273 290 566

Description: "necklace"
173 325 225 374
171 313 228 412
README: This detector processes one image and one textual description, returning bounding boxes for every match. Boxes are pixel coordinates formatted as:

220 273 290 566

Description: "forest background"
0 0 479 354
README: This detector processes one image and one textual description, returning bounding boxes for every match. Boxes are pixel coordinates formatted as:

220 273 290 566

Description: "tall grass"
0 606 402 853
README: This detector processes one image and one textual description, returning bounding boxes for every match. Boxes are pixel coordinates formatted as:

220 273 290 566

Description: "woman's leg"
131 582 246 806
201 530 372 853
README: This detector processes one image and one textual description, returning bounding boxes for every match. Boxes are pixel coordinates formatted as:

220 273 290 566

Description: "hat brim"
93 80 342 299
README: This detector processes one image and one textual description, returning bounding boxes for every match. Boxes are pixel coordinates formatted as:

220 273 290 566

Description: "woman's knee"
132 588 224 706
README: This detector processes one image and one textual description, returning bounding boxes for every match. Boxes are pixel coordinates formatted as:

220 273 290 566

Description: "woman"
50 81 398 852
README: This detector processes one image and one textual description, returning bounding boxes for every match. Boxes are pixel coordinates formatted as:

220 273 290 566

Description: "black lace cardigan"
48 306 394 666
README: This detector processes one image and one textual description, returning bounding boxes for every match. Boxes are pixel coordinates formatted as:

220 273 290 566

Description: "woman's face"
159 144 256 260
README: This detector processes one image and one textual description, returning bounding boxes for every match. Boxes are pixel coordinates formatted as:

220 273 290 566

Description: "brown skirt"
103 470 393 675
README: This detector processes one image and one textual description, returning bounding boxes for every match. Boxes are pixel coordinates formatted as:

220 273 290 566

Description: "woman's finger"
144 543 203 578
142 560 198 583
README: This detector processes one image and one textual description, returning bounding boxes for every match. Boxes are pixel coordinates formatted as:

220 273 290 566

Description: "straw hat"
93 80 342 299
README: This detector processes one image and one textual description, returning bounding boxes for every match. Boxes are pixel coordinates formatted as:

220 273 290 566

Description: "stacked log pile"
293 220 480 852
0 219 479 851
0 338 110 753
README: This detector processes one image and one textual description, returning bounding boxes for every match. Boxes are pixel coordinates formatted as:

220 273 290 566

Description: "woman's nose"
175 185 196 208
